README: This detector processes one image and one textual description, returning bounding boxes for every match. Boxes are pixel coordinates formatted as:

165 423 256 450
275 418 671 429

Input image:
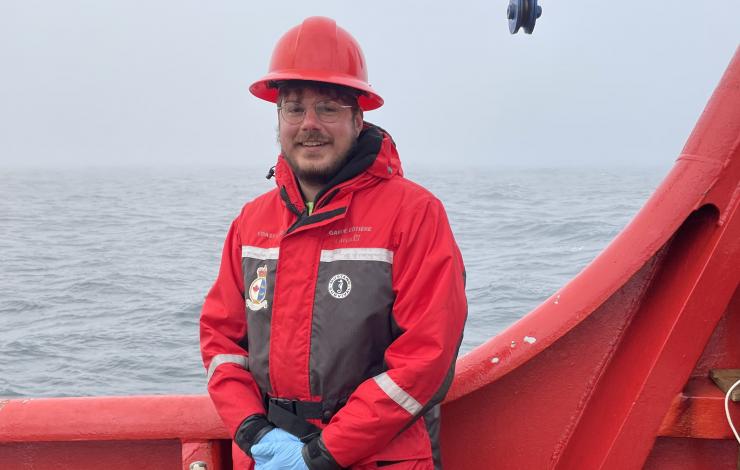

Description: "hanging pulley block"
508 0 542 34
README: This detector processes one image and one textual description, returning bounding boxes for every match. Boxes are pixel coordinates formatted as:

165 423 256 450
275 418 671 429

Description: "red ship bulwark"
1 47 739 470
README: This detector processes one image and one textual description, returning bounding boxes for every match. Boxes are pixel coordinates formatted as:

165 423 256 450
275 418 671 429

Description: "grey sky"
1 1 738 170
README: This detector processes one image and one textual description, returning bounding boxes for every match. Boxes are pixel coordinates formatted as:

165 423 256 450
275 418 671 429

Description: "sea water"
0 165 666 397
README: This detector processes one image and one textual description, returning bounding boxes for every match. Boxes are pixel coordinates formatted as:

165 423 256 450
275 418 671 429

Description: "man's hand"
251 428 308 470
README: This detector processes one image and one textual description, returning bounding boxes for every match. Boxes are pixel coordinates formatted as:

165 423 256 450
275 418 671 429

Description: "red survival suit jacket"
200 124 467 469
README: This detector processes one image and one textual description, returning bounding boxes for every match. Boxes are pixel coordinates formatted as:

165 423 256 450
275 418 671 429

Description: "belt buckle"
272 397 296 413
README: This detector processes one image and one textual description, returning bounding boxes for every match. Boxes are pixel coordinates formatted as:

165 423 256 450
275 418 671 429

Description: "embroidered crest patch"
328 274 352 299
246 265 269 311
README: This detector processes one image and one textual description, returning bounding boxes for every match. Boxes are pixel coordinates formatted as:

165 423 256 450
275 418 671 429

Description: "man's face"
278 87 363 188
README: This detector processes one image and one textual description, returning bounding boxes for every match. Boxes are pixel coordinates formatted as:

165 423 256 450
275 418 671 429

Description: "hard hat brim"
249 70 384 111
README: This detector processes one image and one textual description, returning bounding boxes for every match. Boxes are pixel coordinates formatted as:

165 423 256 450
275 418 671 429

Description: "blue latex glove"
251 433 308 470
257 427 300 446
251 428 301 467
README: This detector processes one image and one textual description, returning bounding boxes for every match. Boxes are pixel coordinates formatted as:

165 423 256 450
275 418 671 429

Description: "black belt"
268 397 325 420
266 398 328 439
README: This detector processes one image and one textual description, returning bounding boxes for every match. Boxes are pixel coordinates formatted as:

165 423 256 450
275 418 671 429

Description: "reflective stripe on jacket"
200 124 467 468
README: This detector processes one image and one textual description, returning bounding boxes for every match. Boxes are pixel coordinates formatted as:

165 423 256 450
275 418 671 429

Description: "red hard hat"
249 17 384 111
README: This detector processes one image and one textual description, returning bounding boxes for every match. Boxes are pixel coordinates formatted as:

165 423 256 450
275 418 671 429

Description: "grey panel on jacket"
242 256 278 394
310 258 395 404
424 404 442 470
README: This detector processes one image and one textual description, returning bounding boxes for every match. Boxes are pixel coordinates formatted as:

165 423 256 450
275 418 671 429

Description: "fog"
1 1 738 170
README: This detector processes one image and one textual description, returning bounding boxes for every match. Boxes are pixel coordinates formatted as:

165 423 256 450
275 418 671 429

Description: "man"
200 16 467 470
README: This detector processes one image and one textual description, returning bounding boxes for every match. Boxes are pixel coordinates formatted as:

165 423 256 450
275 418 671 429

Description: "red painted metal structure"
443 46 740 469
1 47 739 470
0 395 230 469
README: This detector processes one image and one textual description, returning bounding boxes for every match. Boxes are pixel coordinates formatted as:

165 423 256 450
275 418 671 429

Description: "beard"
284 154 346 187
282 133 357 188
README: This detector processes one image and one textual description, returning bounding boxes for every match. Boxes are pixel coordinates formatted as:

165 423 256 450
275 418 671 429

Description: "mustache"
296 131 331 143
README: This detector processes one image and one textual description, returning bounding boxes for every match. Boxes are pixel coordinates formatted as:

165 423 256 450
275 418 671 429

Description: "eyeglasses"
277 100 354 124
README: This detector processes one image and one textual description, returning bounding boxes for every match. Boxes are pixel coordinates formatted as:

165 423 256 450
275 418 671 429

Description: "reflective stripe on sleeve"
320 248 393 264
373 372 422 415
242 246 280 259
207 354 249 382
